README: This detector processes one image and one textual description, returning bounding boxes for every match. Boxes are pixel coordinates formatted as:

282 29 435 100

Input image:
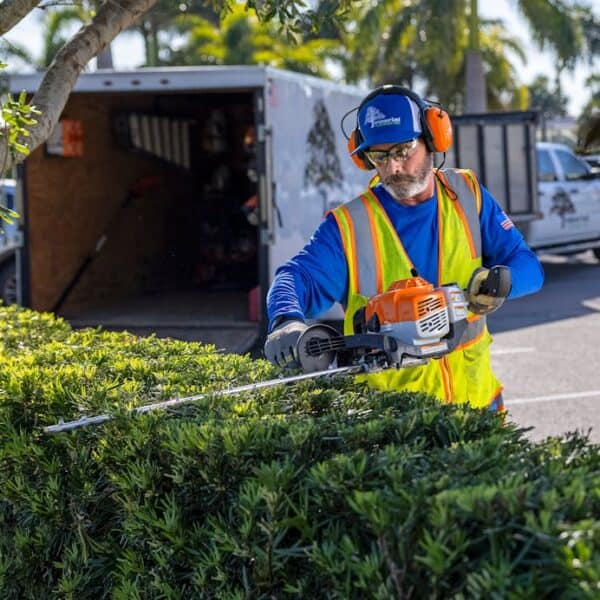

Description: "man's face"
367 138 433 203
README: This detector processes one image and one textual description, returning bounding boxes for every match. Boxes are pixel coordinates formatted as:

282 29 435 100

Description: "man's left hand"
466 266 512 315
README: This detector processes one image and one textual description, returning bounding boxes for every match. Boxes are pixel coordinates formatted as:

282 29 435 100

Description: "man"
264 86 544 411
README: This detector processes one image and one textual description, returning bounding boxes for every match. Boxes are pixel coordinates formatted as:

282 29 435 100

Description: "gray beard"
382 153 433 202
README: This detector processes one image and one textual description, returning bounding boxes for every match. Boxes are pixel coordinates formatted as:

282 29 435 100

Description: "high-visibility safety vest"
330 168 502 409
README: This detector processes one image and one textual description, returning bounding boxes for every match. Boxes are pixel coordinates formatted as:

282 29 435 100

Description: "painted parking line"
491 347 535 356
506 390 600 406
582 297 600 311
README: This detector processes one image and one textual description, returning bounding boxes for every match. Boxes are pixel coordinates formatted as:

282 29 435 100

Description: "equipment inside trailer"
26 90 261 353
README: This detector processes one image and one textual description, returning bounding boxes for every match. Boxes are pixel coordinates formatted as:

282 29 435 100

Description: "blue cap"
353 93 422 154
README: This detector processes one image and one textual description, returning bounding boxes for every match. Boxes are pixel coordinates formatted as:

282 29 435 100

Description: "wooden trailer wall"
25 93 183 313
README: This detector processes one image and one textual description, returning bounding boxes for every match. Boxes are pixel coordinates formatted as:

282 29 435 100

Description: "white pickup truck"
522 142 600 258
447 113 600 260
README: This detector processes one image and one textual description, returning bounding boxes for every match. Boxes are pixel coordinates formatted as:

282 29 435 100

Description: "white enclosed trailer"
8 67 371 352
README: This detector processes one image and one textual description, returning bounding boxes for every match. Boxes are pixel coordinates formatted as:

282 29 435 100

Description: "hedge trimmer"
44 268 510 433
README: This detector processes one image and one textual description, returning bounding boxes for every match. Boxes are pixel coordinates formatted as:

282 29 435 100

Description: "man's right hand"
264 318 308 368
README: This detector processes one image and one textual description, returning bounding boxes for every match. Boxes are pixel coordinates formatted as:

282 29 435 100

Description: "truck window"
555 149 590 180
537 149 557 181
0 180 15 210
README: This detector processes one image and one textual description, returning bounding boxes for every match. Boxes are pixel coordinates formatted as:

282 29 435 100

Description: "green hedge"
0 306 598 598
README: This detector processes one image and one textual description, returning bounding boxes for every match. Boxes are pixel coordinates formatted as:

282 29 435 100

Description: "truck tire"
0 260 17 305
593 248 600 261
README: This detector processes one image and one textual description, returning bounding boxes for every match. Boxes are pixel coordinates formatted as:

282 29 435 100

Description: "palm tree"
132 0 220 67
38 3 113 69
576 74 600 151
479 24 529 110
339 0 598 113
40 7 90 68
339 0 526 112
0 39 34 70
159 5 337 77
467 0 598 111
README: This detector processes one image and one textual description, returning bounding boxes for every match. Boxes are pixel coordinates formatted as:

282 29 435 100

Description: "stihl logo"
364 106 401 128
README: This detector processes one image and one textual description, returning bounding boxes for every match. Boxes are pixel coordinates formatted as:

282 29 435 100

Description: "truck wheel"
0 260 17 305
593 248 600 261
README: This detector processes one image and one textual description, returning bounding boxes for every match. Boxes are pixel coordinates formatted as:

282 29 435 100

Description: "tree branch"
0 0 158 170
0 0 43 37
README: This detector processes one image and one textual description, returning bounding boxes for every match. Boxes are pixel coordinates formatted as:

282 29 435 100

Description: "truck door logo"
550 189 575 228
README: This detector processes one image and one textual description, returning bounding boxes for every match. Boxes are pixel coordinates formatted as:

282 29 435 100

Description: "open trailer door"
13 68 270 353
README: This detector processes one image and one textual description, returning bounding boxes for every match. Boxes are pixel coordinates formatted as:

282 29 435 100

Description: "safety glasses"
364 138 419 166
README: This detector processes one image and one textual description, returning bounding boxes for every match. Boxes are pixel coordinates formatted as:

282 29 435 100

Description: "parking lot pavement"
487 252 600 443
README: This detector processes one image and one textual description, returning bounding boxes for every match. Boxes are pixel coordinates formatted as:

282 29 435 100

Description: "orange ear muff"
347 129 373 170
424 106 453 153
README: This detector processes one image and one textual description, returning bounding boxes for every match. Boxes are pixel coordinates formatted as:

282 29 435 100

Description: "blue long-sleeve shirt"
267 181 544 329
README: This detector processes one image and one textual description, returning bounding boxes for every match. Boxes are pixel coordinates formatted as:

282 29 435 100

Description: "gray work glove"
264 318 308 368
466 266 512 315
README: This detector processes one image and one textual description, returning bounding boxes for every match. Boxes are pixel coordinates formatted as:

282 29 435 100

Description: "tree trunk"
0 0 42 36
465 50 486 113
149 15 159 66
0 0 158 170
464 0 486 113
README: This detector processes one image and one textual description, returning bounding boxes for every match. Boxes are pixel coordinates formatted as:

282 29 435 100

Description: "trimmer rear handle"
478 265 512 297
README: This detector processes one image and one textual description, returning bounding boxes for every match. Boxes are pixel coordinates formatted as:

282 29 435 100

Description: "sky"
480 0 599 116
2 0 598 117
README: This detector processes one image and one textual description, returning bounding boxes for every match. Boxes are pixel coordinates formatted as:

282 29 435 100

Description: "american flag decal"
499 212 514 230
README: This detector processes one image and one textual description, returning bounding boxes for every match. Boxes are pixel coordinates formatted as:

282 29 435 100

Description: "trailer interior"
23 90 262 353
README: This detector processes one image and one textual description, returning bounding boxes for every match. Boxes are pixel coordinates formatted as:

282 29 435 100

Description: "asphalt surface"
487 250 600 443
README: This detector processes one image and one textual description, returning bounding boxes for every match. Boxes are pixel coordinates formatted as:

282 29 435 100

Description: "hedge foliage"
0 305 599 598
